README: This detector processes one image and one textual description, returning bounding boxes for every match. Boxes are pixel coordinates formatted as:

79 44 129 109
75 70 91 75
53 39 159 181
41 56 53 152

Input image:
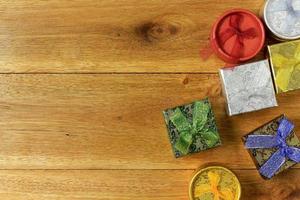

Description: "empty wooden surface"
1 169 300 200
0 0 265 73
0 0 299 199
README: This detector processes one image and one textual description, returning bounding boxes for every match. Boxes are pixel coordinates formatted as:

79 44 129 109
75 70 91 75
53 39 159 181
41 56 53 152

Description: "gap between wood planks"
0 72 218 75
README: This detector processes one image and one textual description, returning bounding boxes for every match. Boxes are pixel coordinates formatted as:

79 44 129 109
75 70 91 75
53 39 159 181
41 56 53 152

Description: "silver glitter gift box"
261 0 300 41
219 60 278 116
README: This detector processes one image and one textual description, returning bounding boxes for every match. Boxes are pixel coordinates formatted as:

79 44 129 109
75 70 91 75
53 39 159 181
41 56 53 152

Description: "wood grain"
0 0 299 199
0 0 265 73
0 74 299 169
0 169 300 200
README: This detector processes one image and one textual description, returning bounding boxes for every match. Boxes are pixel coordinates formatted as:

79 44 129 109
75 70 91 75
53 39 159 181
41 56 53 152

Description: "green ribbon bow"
170 101 219 155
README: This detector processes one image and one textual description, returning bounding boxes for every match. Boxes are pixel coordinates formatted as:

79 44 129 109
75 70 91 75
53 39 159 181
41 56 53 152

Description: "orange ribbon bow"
194 171 234 200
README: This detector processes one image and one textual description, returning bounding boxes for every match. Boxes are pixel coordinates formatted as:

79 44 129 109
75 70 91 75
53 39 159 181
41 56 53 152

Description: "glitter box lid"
219 59 278 116
189 166 241 200
263 0 300 40
210 9 265 64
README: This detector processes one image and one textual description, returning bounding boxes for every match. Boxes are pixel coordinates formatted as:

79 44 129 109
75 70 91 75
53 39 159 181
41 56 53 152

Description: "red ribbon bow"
218 14 258 58
200 14 258 63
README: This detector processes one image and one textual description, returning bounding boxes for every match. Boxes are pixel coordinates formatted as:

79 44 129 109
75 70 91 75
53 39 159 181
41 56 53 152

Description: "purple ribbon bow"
245 117 300 179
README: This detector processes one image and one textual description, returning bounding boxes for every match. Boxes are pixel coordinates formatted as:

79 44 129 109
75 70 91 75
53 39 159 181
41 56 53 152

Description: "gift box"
242 115 300 179
219 59 278 116
209 9 265 64
163 98 221 158
189 166 241 200
261 0 300 41
268 40 300 93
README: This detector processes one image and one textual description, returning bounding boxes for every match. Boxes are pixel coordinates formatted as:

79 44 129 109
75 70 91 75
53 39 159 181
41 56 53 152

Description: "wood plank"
0 74 299 169
0 169 300 199
0 0 264 73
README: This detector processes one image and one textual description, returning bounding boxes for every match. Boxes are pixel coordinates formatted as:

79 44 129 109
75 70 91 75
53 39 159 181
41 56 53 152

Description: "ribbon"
218 14 258 59
270 0 300 34
245 117 300 179
170 101 219 155
194 171 234 200
200 13 258 63
286 0 300 22
272 42 300 92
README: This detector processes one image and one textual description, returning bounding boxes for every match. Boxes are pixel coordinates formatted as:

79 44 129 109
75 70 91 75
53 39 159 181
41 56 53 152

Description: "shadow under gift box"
242 115 300 179
162 98 221 158
268 39 300 93
219 59 278 116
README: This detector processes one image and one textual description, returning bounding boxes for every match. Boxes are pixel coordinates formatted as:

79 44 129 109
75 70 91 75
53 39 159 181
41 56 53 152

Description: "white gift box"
219 60 278 116
262 0 300 40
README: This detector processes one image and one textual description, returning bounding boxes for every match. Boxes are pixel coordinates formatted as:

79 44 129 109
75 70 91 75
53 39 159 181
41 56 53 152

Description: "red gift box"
210 9 265 64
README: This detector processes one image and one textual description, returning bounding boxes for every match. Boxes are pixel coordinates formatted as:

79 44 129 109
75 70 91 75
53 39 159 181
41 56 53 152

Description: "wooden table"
0 1 299 199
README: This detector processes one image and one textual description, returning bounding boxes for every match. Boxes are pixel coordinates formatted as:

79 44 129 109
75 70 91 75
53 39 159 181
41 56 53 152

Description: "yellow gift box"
268 40 300 93
189 166 241 200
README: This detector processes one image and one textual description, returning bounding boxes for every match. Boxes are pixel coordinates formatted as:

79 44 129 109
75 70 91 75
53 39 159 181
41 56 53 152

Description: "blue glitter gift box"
242 115 300 179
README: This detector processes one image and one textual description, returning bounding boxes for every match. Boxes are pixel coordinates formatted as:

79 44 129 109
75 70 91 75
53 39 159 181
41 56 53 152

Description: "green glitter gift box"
163 98 221 158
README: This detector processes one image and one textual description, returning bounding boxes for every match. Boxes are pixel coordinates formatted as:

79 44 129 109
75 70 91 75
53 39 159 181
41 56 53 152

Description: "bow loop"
277 118 295 139
195 172 234 200
286 147 300 162
229 13 242 29
208 171 220 187
170 108 192 133
192 101 209 132
239 28 257 39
